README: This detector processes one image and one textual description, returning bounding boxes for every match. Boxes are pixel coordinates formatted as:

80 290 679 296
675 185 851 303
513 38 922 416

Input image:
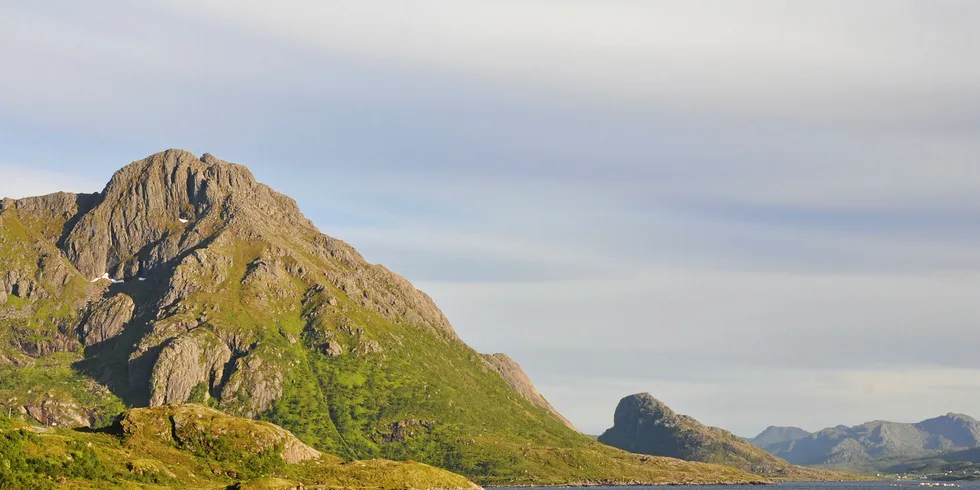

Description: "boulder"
25 393 92 428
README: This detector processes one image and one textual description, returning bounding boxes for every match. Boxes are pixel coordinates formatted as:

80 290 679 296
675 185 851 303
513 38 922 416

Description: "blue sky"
2 0 979 435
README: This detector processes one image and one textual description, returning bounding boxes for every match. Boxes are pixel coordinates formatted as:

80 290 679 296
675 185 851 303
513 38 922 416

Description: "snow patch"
178 218 188 223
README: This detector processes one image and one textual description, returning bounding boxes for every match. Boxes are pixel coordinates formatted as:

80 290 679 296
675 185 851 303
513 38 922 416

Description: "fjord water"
493 483 980 490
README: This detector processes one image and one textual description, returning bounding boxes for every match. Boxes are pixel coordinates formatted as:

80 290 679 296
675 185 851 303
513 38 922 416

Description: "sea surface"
492 482 980 490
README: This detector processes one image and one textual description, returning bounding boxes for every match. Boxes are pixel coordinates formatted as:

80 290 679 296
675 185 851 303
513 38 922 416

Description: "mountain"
750 413 980 470
748 426 812 447
0 149 764 487
597 393 852 480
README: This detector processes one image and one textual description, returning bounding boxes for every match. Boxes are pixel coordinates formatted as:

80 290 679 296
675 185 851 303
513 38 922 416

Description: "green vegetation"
0 406 477 489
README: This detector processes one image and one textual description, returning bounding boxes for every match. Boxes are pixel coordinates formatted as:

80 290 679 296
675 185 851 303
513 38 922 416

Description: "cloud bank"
1 0 978 435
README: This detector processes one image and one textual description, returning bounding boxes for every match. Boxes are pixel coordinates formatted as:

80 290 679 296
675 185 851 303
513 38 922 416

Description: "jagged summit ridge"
63 149 312 280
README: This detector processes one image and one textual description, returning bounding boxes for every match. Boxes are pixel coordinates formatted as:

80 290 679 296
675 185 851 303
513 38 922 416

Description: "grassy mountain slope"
0 150 765 486
598 393 858 480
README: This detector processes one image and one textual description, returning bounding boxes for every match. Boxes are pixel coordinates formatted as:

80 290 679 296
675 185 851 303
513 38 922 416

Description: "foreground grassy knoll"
0 404 479 489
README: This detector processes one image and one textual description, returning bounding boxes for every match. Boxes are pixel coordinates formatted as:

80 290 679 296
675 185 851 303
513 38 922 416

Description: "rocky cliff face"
598 393 847 480
0 150 739 486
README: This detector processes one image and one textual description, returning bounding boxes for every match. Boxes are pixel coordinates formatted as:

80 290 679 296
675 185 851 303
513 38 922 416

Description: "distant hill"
749 413 980 470
749 426 812 448
598 393 852 480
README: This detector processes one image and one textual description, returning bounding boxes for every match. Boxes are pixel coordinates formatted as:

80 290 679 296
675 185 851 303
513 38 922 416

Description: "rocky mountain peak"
61 149 316 279
613 393 676 426
3 149 458 418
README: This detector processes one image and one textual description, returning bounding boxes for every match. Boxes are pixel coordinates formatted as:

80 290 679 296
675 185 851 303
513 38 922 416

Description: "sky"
1 0 979 436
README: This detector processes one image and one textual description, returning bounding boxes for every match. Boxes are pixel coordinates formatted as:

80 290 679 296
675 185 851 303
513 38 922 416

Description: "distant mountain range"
598 393 852 480
748 413 980 471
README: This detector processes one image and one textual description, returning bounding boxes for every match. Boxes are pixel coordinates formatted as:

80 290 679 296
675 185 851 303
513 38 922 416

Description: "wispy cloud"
0 0 978 435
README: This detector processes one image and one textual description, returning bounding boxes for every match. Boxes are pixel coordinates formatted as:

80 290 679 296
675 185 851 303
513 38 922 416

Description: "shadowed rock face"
481 353 576 430
80 294 135 346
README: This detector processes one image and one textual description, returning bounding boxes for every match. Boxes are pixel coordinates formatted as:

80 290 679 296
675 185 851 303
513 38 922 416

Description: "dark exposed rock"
9 323 80 357
356 337 382 355
379 419 435 443
321 341 344 357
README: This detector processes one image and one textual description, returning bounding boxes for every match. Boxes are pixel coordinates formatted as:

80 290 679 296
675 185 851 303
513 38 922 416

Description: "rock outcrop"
80 294 135 346
149 328 231 406
114 404 321 464
25 393 93 428
219 350 284 417
481 353 576 430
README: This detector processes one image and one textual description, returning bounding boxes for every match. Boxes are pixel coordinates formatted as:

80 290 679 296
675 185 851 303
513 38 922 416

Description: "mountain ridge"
750 413 980 470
